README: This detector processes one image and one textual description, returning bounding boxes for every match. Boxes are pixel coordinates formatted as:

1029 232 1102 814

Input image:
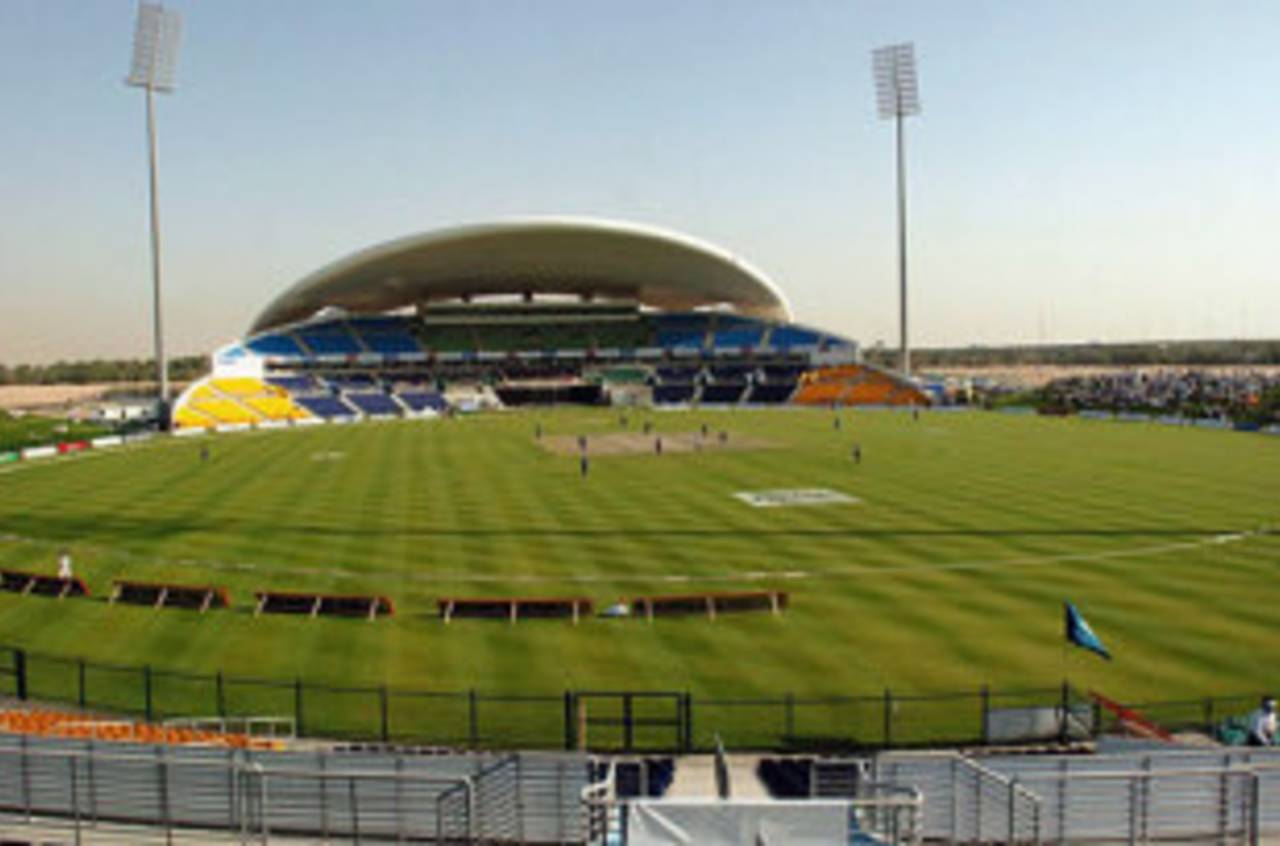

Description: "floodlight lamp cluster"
872 42 920 120
126 2 183 92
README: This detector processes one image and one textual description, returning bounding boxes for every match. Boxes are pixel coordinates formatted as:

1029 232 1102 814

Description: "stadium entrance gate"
570 691 691 752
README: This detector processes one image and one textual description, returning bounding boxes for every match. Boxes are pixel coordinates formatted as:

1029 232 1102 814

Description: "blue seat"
398 391 447 412
747 383 796 403
769 326 822 349
653 384 696 404
296 396 355 418
299 329 361 355
712 328 763 349
247 334 304 357
700 383 745 403
347 392 401 415
266 375 318 393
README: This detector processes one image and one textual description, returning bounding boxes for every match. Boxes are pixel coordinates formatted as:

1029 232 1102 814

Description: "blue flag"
1064 601 1111 660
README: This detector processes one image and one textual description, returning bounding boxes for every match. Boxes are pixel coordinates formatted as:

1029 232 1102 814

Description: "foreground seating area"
793 364 927 407
174 377 312 428
109 580 230 612
0 708 278 749
438 596 594 623
628 590 788 620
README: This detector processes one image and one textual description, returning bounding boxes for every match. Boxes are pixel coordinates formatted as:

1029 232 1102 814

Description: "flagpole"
1060 639 1069 743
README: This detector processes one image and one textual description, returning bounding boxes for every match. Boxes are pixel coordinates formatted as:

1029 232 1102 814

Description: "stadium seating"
592 321 649 349
768 326 823 350
712 327 764 349
397 390 448 412
792 365 926 407
653 314 710 349
296 395 356 418
438 596 594 623
191 398 259 424
419 324 476 352
746 383 796 403
655 365 701 384
347 391 402 416
699 383 747 403
496 385 604 405
348 318 423 355
214 377 272 397
180 309 870 428
324 372 379 391
244 395 310 421
246 333 305 357
791 381 848 405
175 378 313 428
598 366 650 384
267 374 319 393
173 405 216 428
653 384 696 404
762 363 808 382
297 325 362 355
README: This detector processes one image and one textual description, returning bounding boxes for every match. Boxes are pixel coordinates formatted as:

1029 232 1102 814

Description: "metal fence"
873 752 1042 843
876 749 1280 844
0 734 590 844
0 645 1269 752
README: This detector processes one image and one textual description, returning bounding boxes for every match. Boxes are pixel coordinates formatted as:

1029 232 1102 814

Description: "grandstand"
171 219 921 427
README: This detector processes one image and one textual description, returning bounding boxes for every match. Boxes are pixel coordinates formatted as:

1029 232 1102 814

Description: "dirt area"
0 384 115 412
539 431 777 457
0 382 179 414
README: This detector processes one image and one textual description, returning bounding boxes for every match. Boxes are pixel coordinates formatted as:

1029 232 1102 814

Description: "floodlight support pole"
895 109 910 377
144 83 169 421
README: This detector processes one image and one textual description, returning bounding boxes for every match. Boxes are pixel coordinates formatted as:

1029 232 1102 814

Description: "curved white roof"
249 218 792 334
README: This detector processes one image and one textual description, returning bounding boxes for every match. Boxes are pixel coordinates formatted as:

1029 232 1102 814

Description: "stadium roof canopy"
249 218 792 335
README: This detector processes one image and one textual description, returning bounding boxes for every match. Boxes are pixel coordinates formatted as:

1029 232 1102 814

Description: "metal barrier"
872 749 1280 845
163 715 296 740
874 752 1042 843
0 734 589 843
1008 766 1257 844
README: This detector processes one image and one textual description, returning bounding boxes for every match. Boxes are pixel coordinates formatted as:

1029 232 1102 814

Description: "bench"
110 580 230 612
253 591 394 620
437 596 594 624
628 590 788 621
0 569 90 599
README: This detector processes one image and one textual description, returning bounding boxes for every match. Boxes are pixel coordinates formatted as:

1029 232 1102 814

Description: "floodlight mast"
872 43 920 376
125 2 182 427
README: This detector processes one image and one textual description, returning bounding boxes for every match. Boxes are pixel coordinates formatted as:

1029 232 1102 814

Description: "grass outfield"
0 408 1277 745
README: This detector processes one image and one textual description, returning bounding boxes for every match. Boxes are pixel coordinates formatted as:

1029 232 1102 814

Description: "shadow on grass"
0 512 1256 543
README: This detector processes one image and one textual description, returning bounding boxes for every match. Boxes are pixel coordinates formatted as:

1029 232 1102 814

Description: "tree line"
0 356 209 386
865 339 1280 369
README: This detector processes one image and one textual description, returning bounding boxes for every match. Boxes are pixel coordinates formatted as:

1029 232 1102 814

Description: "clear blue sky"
2 0 1278 363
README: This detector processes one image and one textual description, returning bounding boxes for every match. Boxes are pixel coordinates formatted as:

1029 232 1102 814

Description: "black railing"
0 645 1261 753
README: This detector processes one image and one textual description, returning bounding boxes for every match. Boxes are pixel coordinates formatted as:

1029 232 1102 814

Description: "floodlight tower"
125 2 183 426
872 42 920 376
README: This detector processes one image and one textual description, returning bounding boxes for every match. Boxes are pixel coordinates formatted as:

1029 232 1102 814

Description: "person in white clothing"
1248 697 1277 746
57 548 73 581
